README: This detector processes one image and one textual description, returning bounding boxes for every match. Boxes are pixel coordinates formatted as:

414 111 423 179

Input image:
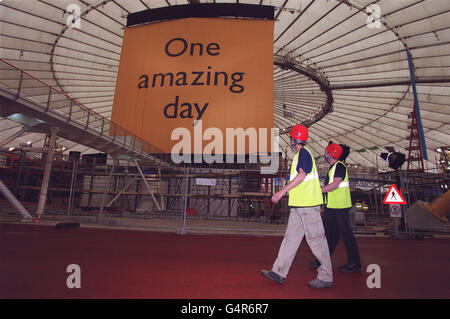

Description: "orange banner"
111 17 274 154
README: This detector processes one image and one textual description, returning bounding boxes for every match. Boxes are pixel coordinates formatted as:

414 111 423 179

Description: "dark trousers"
322 207 361 265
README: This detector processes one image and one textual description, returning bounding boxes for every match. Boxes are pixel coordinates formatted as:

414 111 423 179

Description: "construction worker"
261 124 333 289
309 143 361 273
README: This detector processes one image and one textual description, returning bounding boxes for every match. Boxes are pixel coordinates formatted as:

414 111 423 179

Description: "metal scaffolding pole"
36 127 59 218
0 179 32 220
176 167 189 235
99 158 118 216
105 175 138 208
158 168 164 210
0 126 29 148
134 159 162 211
67 151 81 218
183 168 188 229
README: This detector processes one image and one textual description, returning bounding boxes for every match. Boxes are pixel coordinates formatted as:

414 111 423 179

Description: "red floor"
0 222 449 299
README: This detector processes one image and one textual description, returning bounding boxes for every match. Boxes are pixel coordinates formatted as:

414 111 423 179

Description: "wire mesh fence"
1 155 448 234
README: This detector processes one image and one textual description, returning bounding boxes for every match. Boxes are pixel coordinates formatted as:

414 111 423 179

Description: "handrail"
273 53 334 133
0 58 106 120
0 58 167 158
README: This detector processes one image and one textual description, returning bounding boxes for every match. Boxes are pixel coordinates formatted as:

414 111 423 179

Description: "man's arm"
321 177 343 193
271 169 307 203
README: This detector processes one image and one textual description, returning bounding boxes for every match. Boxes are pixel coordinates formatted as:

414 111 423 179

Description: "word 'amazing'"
137 37 245 94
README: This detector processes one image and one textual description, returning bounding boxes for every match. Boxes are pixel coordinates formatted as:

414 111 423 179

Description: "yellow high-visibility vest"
288 147 323 207
326 161 352 209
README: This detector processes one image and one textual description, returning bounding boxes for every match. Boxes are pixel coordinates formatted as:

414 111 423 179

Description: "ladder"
406 106 424 172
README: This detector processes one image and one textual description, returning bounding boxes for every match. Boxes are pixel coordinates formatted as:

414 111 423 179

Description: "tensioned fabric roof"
0 0 449 171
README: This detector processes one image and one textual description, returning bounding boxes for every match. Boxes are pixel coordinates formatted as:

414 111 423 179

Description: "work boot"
308 278 333 289
308 260 321 269
261 269 285 284
338 263 362 273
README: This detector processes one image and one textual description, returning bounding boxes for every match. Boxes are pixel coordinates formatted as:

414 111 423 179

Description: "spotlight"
380 147 406 170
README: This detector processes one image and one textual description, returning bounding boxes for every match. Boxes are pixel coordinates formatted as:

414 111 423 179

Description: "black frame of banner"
127 3 275 27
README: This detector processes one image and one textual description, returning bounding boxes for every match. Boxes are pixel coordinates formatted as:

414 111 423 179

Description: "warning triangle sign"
383 184 406 204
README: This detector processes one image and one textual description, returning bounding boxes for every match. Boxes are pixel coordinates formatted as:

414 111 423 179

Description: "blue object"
407 50 428 160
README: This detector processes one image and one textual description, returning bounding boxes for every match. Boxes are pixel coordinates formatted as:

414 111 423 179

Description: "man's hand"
271 169 306 204
271 190 286 204
321 177 343 193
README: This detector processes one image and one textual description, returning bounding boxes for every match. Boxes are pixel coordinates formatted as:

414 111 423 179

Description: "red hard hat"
326 143 343 159
289 125 308 142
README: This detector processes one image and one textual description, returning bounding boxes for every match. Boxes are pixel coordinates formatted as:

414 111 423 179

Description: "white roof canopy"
0 0 449 171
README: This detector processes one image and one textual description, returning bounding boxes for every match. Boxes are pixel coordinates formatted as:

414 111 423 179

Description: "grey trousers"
272 206 333 282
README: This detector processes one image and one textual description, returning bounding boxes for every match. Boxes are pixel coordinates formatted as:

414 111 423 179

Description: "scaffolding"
406 107 425 172
0 150 448 230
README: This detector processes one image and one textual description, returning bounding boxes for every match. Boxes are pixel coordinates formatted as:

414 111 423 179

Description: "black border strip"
127 3 275 27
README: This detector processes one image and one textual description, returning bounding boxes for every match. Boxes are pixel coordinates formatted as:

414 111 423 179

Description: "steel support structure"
0 179 32 220
99 158 118 216
134 159 162 211
406 49 428 161
36 127 59 218
0 127 29 148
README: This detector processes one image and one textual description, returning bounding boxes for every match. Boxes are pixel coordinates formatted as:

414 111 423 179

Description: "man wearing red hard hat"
261 124 333 289
309 143 361 273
